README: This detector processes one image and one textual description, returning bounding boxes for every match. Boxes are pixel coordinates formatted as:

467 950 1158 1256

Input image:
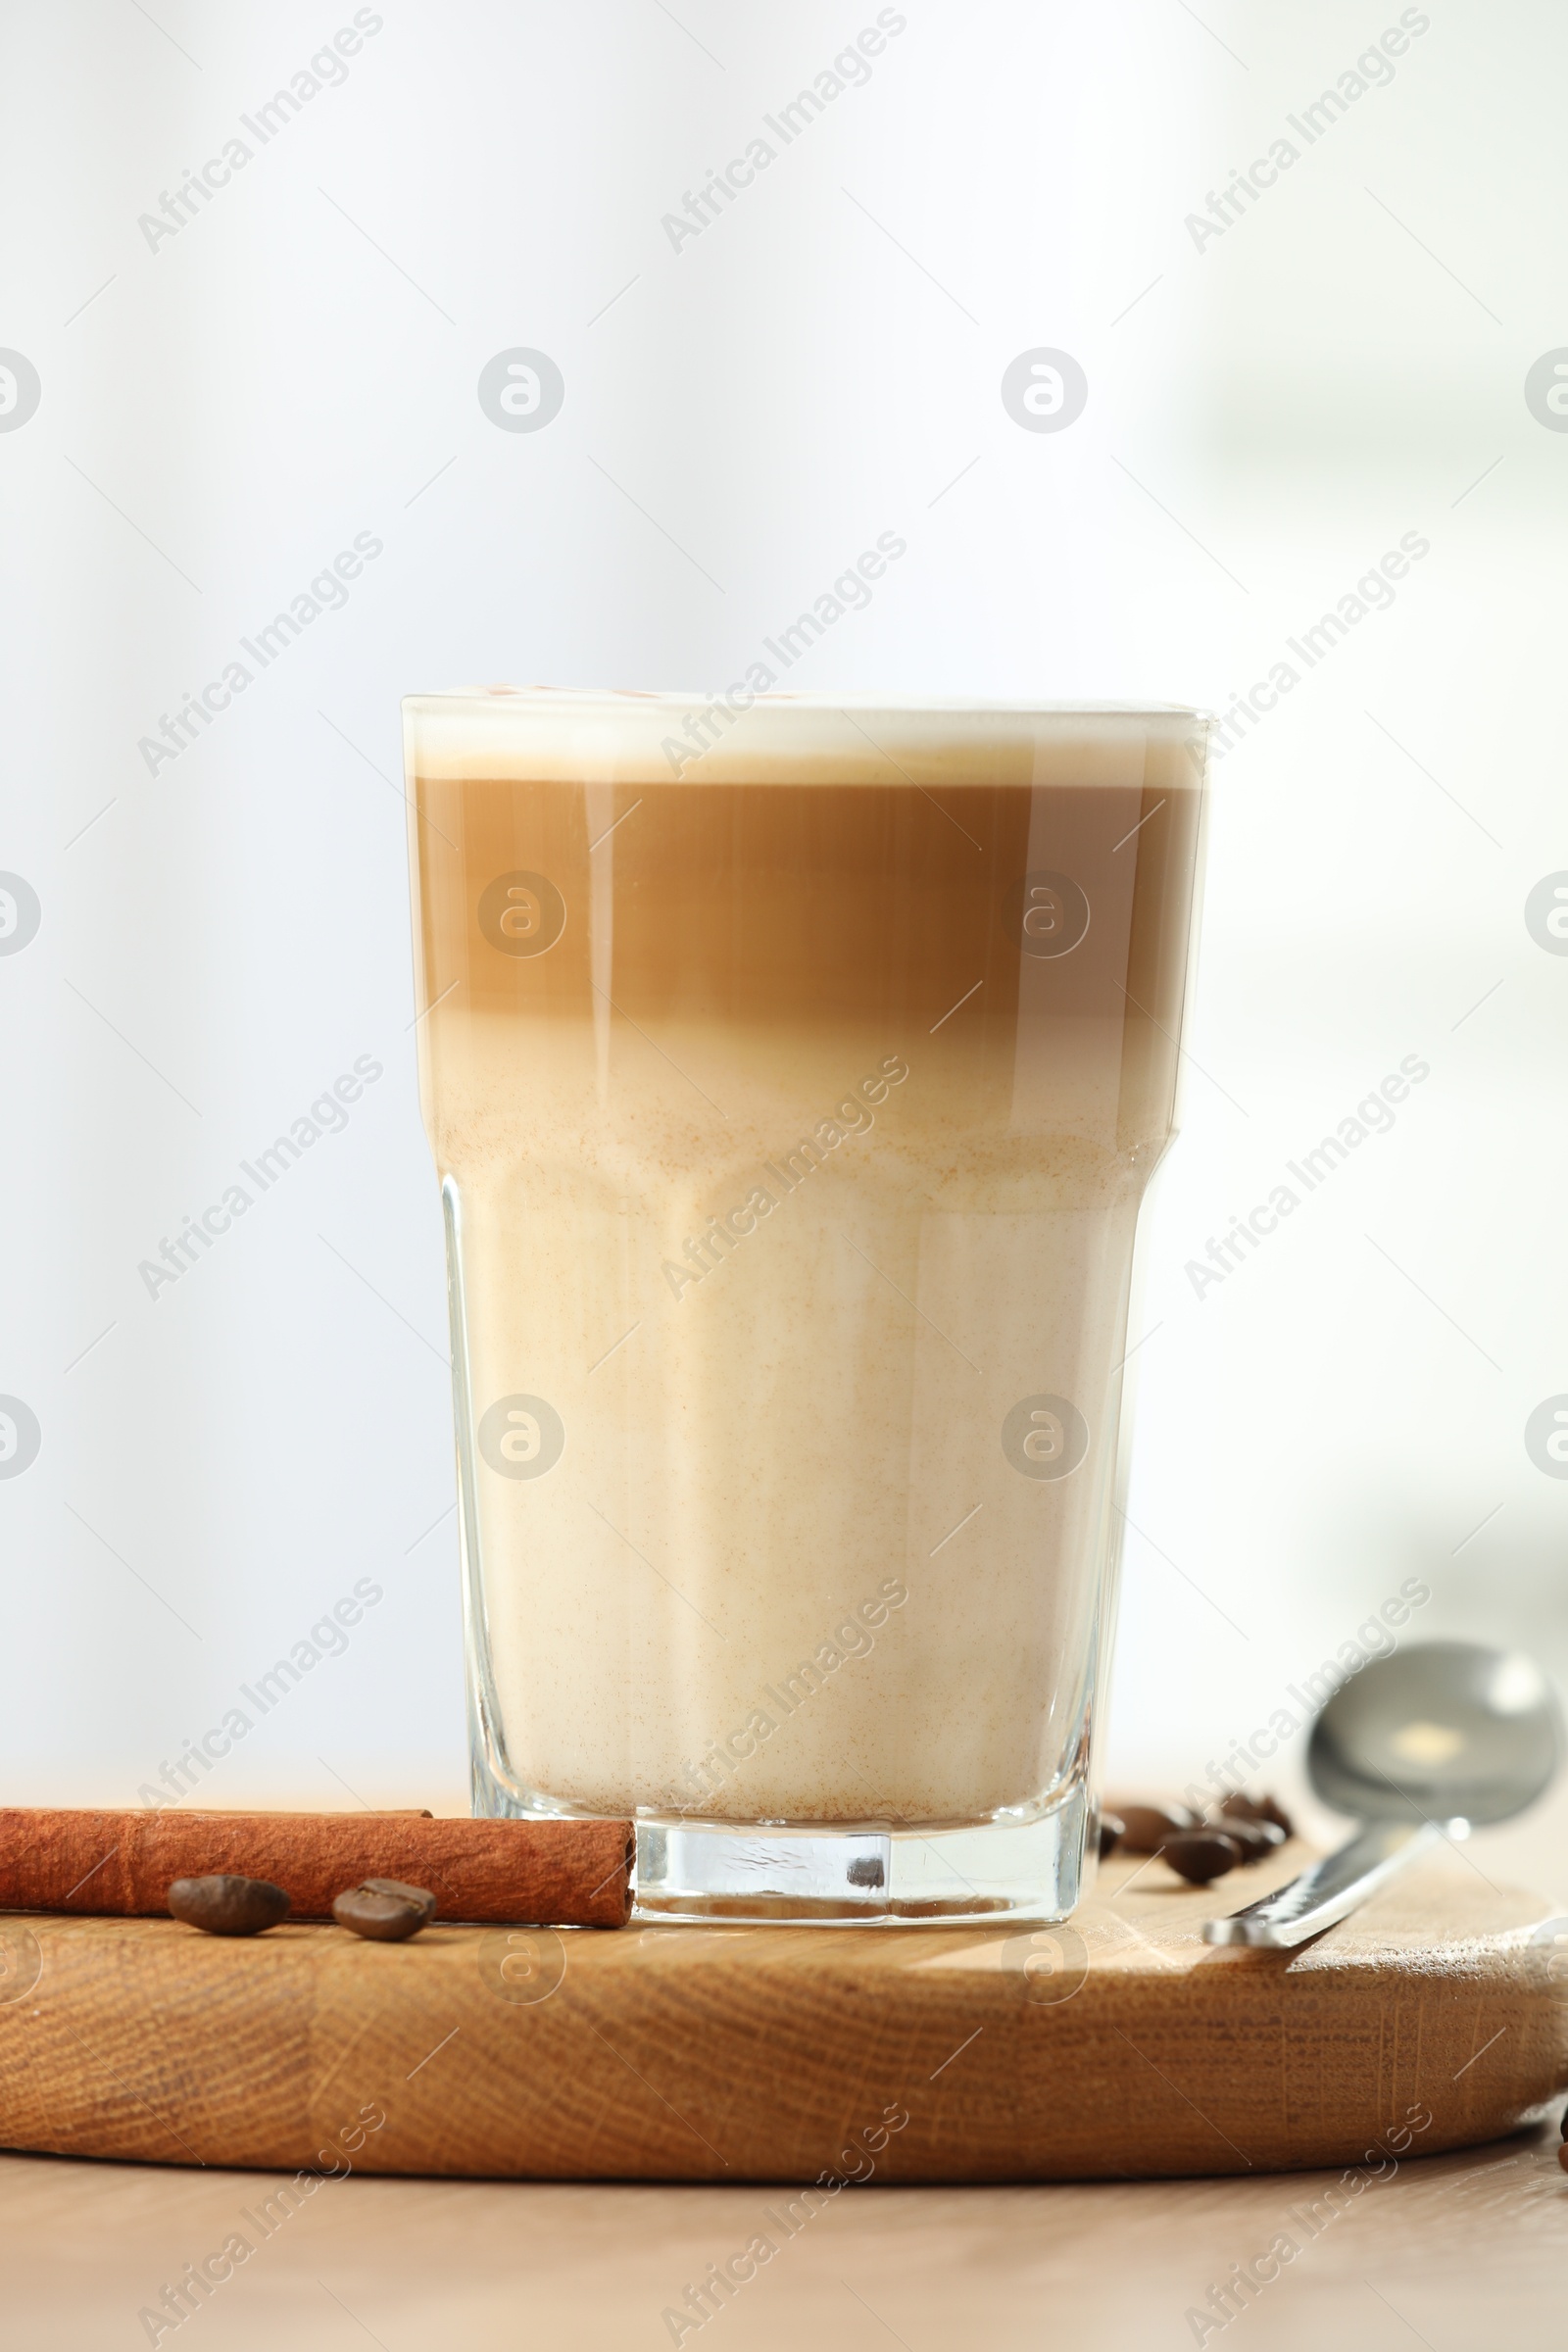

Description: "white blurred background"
2 0 1564 1879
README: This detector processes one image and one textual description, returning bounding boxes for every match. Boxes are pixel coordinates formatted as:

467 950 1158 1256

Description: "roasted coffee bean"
1162 1832 1244 1886
1206 1816 1286 1861
332 1879 435 1941
1116 1802 1200 1854
1220 1791 1293 1838
1098 1810 1126 1861
168 1875 291 1936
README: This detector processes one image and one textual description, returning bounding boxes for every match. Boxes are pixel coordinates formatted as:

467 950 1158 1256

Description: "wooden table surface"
4 1816 1566 2350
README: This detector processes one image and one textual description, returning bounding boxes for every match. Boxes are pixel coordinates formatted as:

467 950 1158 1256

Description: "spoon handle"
1200 1820 1444 1948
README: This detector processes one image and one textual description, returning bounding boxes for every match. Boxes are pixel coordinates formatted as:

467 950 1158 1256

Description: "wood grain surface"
0 1845 1563 2182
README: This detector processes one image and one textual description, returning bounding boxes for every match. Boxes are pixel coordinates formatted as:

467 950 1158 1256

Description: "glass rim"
404 686 1206 717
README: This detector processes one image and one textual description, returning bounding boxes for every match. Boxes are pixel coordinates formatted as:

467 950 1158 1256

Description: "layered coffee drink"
405 693 1205 1917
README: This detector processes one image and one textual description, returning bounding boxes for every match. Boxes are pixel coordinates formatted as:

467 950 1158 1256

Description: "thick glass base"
634 1791 1091 1924
473 1743 1092 1923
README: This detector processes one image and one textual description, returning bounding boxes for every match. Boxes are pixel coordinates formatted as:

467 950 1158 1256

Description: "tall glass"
404 692 1206 1922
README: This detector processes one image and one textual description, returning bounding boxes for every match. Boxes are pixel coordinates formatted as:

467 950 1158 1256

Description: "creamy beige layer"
440 1013 1143 1819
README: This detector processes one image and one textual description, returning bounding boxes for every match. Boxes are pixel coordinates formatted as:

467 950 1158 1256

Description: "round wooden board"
1 1846 1563 2182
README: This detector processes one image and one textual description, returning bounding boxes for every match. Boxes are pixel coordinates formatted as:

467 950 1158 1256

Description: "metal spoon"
1201 1640 1562 1948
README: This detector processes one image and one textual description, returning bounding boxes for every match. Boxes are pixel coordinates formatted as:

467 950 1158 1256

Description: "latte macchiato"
405 693 1205 1895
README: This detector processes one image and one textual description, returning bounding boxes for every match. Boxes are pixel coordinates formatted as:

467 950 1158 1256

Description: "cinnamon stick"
0 1810 633 1928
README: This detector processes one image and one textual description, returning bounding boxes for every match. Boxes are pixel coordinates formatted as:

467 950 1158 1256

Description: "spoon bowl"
1308 1640 1561 1828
